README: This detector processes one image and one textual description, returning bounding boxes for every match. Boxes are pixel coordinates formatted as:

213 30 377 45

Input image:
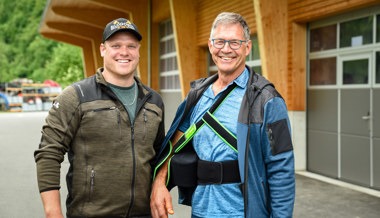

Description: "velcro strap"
197 159 240 185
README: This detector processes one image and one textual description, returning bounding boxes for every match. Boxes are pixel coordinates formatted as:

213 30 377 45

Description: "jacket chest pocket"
81 106 122 143
140 107 161 141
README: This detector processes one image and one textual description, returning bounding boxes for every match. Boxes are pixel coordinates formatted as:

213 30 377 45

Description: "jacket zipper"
143 108 147 140
89 169 95 202
126 91 153 217
93 106 116 112
126 125 136 216
116 107 121 141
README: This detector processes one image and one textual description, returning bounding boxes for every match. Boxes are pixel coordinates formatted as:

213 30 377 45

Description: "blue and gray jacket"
154 66 295 217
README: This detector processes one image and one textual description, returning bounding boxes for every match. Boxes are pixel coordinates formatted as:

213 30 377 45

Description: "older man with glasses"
151 12 295 218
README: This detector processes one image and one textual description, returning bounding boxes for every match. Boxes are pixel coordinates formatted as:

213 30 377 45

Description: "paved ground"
0 112 379 218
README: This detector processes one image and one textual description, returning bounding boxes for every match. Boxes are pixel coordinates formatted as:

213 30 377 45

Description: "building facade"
39 0 380 190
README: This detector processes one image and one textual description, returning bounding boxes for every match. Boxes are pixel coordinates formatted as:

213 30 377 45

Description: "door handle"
362 115 370 120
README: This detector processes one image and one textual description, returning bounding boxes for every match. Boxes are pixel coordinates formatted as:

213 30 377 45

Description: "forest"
0 0 84 87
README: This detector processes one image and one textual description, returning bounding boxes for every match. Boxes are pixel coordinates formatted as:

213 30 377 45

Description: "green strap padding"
152 140 172 181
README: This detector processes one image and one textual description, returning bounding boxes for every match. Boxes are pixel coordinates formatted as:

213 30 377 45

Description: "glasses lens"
213 39 225 49
229 40 241 49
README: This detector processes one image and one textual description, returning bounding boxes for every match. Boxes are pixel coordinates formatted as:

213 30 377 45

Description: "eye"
215 39 225 45
230 40 240 46
111 44 120 48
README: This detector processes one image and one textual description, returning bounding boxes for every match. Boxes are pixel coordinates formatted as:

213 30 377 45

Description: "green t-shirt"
108 81 137 124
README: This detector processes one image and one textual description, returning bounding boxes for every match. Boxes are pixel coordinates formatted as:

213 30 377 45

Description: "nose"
221 41 232 52
119 46 129 56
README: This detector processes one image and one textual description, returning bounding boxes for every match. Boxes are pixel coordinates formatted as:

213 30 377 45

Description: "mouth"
219 56 235 61
117 59 131 63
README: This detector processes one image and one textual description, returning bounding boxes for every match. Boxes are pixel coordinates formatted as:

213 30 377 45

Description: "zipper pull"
143 108 147 140
116 107 120 124
144 108 147 122
91 169 95 186
131 126 135 141
89 169 95 202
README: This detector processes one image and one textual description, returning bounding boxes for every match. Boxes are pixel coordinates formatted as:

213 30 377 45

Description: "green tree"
0 0 84 86
36 44 84 87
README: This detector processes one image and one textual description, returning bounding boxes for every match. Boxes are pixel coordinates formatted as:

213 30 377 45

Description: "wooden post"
169 0 199 98
253 0 289 101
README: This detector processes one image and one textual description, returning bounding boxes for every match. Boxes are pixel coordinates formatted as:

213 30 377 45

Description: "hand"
150 178 174 218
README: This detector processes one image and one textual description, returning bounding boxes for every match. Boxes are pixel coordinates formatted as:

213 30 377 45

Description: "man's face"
100 31 140 79
208 23 251 76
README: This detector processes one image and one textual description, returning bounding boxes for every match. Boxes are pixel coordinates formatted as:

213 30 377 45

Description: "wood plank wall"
196 0 256 47
150 0 379 107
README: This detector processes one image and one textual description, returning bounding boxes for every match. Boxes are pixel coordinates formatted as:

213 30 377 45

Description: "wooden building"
40 0 380 190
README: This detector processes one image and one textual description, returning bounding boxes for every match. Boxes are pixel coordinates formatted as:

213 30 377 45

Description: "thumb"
165 200 174 215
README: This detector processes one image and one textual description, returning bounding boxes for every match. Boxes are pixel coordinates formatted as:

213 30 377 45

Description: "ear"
100 43 106 57
208 39 213 52
245 40 252 56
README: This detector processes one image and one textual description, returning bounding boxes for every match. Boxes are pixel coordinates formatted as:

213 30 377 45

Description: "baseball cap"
102 18 142 42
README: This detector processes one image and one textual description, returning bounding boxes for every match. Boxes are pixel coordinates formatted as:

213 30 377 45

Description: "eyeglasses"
211 38 247 50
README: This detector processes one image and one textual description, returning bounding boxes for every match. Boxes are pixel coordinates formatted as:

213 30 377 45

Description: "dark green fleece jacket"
34 68 165 217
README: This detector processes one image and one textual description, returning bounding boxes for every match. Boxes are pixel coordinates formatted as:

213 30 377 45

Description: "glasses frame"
211 38 247 50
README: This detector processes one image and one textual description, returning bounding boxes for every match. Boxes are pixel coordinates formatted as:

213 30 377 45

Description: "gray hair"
210 12 250 41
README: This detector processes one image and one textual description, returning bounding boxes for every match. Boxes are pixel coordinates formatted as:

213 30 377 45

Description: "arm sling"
168 82 241 188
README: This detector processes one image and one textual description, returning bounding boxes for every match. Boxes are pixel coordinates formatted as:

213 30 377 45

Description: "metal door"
339 53 373 187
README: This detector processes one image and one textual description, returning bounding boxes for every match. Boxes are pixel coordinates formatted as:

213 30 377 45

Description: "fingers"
150 184 173 218
151 196 172 218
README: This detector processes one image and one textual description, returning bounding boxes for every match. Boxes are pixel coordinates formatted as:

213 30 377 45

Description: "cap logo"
110 20 135 31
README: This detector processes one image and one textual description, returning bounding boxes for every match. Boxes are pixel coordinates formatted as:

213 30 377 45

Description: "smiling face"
100 31 140 86
208 23 251 76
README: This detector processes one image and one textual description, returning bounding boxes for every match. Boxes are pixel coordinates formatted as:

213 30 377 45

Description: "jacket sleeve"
262 97 295 217
152 101 165 162
34 86 81 192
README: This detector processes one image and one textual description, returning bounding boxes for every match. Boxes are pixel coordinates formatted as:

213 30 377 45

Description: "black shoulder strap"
173 83 238 153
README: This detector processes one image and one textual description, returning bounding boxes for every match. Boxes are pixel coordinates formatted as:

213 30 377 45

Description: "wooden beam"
129 0 149 85
169 0 199 98
291 23 306 111
152 0 170 23
150 22 160 91
253 0 288 101
52 7 127 28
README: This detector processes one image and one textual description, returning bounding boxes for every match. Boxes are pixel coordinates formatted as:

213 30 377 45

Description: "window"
246 35 262 75
340 16 373 48
310 24 337 52
159 20 180 91
377 14 380 43
308 10 380 87
342 59 369 84
310 57 336 85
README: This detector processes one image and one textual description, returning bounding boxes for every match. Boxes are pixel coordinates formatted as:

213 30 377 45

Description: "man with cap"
35 18 165 218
